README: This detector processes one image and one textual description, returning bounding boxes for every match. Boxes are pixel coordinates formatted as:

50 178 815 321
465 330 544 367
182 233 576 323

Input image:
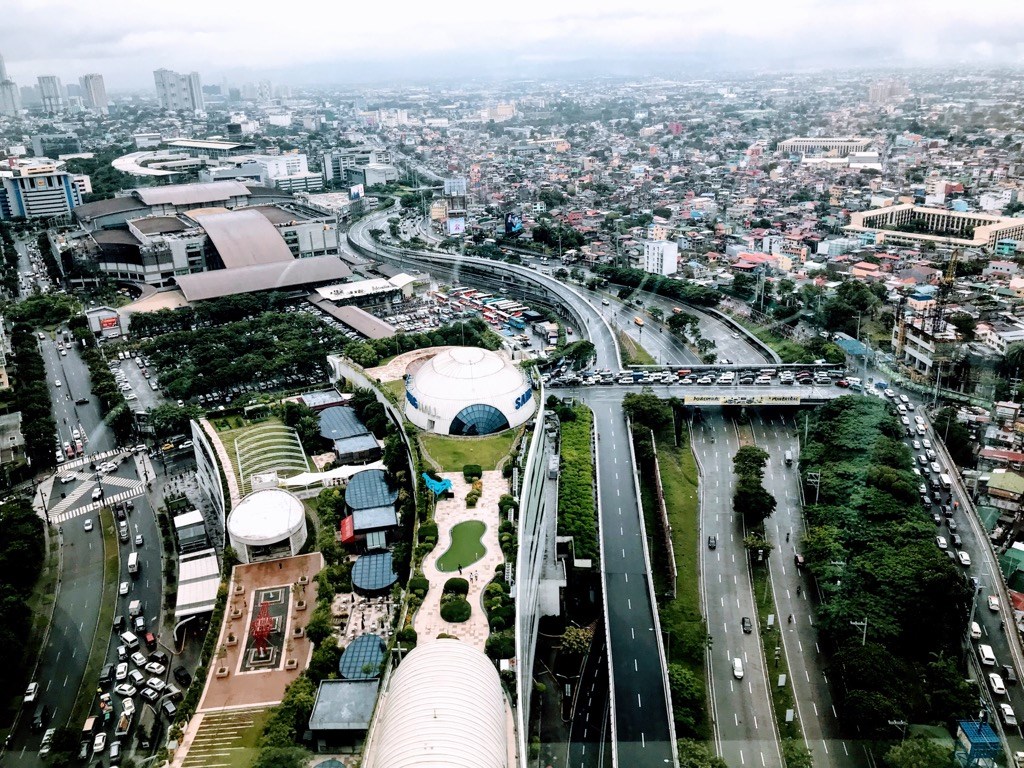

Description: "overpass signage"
684 394 802 406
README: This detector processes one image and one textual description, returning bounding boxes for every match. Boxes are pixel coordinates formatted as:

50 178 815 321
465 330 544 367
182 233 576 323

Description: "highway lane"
692 412 783 768
752 413 862 768
566 628 611 768
585 388 674 767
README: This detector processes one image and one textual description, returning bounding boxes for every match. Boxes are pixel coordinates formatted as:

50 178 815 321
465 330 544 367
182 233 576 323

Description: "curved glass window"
450 404 509 436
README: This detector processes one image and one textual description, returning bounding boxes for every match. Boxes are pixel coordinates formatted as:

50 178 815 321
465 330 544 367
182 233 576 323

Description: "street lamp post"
851 618 868 646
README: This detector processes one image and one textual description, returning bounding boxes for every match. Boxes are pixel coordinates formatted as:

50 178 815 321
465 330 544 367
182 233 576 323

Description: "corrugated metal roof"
323 304 396 340
135 180 250 207
175 256 351 302
190 208 293 268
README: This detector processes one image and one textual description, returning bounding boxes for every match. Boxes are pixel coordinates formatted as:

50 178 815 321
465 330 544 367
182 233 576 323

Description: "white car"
989 595 1001 612
131 651 147 667
1001 702 1017 726
72 428 80 440
145 661 166 675
936 536 948 550
84 518 94 532
54 379 61 388
958 551 972 567
115 662 128 681
922 439 932 449
971 621 982 639
990 672 1007 695
24 682 39 704
119 581 130 596
91 488 103 501
114 683 137 697
146 677 166 692
912 440 921 450
732 657 744 679
122 697 136 716
93 733 107 753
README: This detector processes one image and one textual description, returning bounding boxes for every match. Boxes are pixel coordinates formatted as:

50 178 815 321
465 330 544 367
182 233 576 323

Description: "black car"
149 651 169 666
113 614 124 631
173 666 192 688
951 534 963 548
741 617 753 634
1003 665 1019 686
99 664 115 687
75 397 89 405
707 535 717 550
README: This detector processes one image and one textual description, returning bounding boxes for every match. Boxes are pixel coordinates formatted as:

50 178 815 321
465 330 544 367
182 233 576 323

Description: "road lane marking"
634 659 638 671
637 693 642 708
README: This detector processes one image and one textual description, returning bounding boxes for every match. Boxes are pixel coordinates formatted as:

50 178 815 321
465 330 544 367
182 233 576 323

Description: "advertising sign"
100 316 119 329
349 184 364 200
683 395 802 406
447 217 466 235
443 178 467 196
504 212 524 236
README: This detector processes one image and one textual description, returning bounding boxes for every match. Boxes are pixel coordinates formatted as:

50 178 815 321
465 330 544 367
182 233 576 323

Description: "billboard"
684 394 801 406
100 316 119 330
447 217 466 235
349 184 364 200
504 212 524 236
444 178 467 196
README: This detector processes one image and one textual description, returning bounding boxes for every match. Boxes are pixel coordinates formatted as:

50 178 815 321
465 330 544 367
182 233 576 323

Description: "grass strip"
750 561 801 740
24 530 60 666
616 329 656 366
68 506 120 729
637 432 710 739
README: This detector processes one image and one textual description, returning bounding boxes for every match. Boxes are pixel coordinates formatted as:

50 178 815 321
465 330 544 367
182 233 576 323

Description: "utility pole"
806 471 821 505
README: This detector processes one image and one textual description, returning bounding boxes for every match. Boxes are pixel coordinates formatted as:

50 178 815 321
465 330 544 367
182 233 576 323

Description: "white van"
971 622 983 640
979 644 997 666
119 630 140 651
128 552 139 576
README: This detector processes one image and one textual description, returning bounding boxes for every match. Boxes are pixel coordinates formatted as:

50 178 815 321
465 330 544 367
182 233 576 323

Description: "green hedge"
463 464 483 482
556 404 598 561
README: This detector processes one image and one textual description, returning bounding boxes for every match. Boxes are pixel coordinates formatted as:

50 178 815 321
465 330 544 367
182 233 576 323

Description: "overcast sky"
4 0 1024 89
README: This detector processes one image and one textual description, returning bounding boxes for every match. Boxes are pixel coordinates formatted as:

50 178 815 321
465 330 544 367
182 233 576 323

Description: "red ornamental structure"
251 601 273 656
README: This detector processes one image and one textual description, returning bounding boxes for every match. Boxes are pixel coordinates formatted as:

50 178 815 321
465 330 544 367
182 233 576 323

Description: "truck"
128 552 139 577
785 450 793 467
128 600 142 618
114 710 132 739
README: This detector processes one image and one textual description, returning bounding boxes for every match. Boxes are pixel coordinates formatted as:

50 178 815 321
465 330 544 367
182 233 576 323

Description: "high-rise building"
0 51 17 117
153 69 205 113
79 74 108 114
37 75 66 113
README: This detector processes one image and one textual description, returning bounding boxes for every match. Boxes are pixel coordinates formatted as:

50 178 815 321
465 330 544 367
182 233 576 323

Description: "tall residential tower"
79 73 108 114
153 69 204 113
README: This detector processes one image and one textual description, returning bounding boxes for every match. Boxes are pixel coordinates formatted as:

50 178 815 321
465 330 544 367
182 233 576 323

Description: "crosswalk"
51 484 145 523
57 448 125 472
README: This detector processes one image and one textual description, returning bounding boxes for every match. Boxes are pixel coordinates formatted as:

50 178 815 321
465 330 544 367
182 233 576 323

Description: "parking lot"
109 350 164 412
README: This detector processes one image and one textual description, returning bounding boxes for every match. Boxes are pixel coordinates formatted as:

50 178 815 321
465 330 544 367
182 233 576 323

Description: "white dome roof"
414 347 523 399
365 640 507 768
405 347 535 435
227 488 305 546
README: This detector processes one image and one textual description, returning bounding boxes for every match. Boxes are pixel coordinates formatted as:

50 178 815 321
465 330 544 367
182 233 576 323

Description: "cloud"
3 0 1024 87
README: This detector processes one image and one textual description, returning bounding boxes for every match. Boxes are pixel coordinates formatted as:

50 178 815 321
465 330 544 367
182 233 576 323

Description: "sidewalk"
413 471 505 650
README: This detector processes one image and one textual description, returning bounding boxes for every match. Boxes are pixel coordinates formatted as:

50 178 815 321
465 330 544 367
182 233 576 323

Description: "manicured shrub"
463 464 482 482
408 575 429 596
443 577 469 596
440 597 471 622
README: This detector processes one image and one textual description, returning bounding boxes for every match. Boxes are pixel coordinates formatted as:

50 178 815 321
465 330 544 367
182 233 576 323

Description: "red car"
835 379 850 388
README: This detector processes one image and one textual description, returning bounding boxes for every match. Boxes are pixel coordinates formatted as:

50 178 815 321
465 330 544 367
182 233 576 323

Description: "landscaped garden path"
413 470 505 650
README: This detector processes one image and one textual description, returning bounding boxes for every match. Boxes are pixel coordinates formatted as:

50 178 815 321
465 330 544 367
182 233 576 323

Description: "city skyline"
2 0 1024 89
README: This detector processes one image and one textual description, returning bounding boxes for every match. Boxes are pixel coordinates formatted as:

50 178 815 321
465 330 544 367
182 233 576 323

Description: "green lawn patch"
420 429 518 472
24 530 60 670
436 520 487 572
69 506 119 729
616 329 655 366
